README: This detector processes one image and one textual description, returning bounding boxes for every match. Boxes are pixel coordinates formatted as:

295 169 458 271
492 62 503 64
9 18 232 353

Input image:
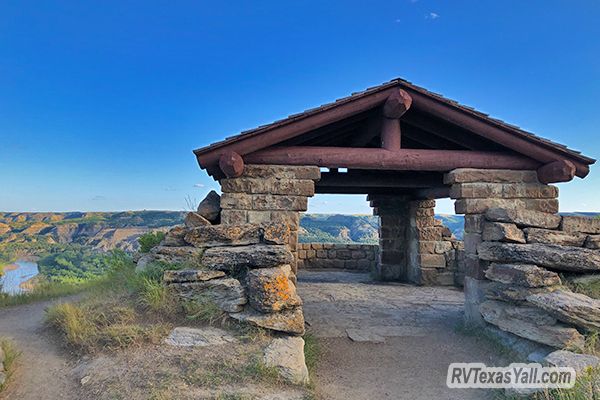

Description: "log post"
381 89 412 151
381 118 401 151
219 151 245 178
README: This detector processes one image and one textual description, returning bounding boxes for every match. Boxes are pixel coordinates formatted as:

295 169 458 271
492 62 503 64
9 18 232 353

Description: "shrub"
139 232 166 253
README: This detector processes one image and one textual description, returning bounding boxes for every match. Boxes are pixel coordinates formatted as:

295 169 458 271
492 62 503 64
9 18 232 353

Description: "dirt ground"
0 296 82 400
1 270 510 400
298 270 510 400
0 296 307 400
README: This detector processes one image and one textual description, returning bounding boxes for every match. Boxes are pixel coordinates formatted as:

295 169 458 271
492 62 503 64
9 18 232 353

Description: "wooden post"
381 118 401 151
381 89 411 151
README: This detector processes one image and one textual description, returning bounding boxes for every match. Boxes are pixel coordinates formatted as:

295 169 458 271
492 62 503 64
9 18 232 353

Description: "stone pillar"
371 195 410 281
219 164 321 275
446 168 559 326
408 199 455 285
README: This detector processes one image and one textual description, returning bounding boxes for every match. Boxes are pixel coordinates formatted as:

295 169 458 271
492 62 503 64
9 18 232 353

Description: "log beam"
537 159 576 184
244 146 540 172
219 151 245 178
195 86 404 169
407 89 591 178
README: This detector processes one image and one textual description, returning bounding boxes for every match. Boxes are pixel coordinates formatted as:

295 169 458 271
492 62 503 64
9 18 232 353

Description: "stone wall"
447 168 560 325
296 243 377 271
139 217 310 384
448 168 600 354
219 164 321 276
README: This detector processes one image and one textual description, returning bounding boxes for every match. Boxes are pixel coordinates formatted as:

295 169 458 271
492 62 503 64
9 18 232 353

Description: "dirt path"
298 270 509 400
0 297 82 400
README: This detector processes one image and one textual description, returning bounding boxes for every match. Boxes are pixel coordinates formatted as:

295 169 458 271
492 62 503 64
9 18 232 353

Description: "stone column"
446 168 559 326
219 164 321 275
408 199 455 285
371 195 410 281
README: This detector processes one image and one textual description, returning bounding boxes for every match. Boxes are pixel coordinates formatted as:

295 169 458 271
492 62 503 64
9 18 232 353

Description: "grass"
490 332 600 399
186 355 282 387
44 256 230 354
0 338 21 392
182 295 227 325
303 333 321 374
563 275 600 300
0 278 101 308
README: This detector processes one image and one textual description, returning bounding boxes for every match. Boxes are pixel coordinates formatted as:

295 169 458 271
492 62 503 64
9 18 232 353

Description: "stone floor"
297 270 507 400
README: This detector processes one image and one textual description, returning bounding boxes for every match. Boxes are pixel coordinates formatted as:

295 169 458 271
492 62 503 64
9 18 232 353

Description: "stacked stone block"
409 199 465 286
296 243 377 271
448 168 600 355
475 210 600 350
371 195 410 281
446 168 560 325
371 195 464 285
219 164 321 275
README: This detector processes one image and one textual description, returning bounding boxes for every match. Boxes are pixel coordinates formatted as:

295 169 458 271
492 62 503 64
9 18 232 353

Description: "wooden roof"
194 78 595 184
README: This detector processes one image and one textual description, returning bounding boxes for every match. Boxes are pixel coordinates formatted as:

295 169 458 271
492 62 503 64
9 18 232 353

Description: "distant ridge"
1 211 598 248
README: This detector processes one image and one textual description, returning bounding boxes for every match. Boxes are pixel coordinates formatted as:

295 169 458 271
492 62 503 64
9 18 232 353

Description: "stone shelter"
141 78 599 382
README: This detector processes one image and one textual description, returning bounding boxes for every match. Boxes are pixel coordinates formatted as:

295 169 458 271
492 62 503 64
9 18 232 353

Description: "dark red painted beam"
195 87 404 170
405 89 590 178
244 146 540 172
537 159 576 184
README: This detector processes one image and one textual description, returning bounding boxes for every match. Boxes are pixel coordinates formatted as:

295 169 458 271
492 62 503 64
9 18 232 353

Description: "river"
1 260 40 294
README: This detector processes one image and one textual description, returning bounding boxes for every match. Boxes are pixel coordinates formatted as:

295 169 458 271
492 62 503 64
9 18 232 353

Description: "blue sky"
1 1 598 215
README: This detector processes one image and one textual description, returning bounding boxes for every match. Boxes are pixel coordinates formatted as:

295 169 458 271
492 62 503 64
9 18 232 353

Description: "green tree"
138 231 166 253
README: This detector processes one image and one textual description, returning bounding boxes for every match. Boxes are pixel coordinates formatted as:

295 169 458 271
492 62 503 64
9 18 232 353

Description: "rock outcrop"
197 190 221 224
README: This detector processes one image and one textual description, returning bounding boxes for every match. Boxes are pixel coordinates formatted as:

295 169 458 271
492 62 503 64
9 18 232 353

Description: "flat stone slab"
164 327 237 347
163 269 225 283
544 350 600 374
478 242 600 272
527 289 600 331
346 328 385 343
480 300 585 349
